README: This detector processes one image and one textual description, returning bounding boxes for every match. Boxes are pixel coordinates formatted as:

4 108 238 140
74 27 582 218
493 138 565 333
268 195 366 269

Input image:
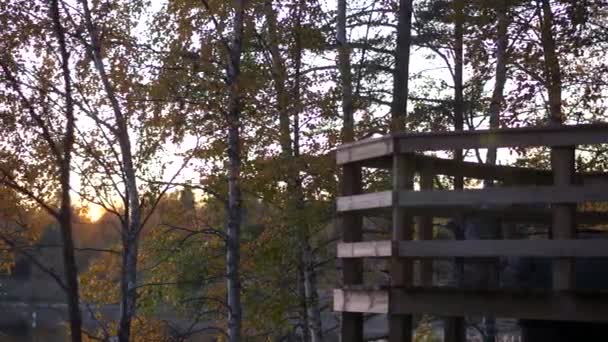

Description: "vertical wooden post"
389 153 413 342
446 175 466 342
444 316 466 342
340 163 363 342
551 146 575 290
416 164 434 287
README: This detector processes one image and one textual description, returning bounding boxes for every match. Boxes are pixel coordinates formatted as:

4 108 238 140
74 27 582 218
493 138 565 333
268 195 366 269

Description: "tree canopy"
1 0 608 341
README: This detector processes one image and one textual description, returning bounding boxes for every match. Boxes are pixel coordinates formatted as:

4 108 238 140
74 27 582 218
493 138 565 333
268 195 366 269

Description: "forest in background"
1 0 608 341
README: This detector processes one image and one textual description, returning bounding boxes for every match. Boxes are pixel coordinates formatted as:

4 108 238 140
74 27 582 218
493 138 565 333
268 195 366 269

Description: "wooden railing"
335 124 608 342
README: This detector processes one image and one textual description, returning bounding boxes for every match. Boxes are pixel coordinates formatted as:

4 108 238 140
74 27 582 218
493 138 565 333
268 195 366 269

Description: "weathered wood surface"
336 124 608 164
334 288 608 322
335 136 393 165
336 203 608 224
393 206 608 224
337 186 608 212
417 169 434 287
336 190 392 211
338 240 608 258
398 186 608 207
339 163 363 341
337 240 392 258
333 289 388 313
552 146 576 291
363 153 550 180
334 125 608 339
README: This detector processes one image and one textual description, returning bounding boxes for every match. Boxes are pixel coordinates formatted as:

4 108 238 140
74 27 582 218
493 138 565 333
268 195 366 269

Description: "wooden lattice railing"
335 123 608 342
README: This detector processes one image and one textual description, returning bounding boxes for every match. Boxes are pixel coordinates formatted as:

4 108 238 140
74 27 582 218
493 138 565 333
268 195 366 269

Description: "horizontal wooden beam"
336 137 393 165
334 289 388 314
336 191 392 211
337 186 608 212
337 240 608 258
364 153 554 182
397 186 608 207
411 154 553 183
336 124 608 165
390 206 608 224
334 288 608 322
338 241 393 258
395 124 608 153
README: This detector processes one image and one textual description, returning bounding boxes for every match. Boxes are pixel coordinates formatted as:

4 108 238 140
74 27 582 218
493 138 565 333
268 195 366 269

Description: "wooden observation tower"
334 123 608 341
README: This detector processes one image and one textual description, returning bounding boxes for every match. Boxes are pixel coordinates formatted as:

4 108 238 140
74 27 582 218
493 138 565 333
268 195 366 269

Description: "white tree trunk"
226 1 246 340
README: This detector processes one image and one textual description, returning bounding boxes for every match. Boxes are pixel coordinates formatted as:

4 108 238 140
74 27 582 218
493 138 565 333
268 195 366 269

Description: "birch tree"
0 1 82 340
224 1 246 340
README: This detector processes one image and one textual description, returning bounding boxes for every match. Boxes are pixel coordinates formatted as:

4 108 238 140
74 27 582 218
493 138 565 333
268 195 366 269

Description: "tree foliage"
1 0 608 341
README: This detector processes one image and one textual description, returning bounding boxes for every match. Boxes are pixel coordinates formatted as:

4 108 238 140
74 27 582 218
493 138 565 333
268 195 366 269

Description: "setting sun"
84 204 105 223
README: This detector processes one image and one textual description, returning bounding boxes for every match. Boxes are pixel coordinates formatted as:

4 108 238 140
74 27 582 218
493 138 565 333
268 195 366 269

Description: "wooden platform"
335 124 608 342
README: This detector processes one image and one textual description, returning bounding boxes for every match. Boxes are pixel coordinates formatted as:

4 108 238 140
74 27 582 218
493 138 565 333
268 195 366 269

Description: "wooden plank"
412 154 551 183
352 152 608 187
337 190 392 212
335 124 608 165
582 172 608 186
334 288 608 322
338 240 608 258
335 136 393 165
339 163 363 341
392 288 608 323
333 289 388 314
337 240 392 258
552 146 576 291
374 205 608 225
398 185 608 207
399 240 608 258
337 186 608 212
394 123 608 153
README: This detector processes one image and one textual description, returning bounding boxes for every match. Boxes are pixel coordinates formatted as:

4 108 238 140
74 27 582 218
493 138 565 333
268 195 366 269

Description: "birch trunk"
303 242 323 342
298 265 311 341
78 1 143 340
293 2 323 338
226 1 246 340
50 2 82 340
264 1 323 339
